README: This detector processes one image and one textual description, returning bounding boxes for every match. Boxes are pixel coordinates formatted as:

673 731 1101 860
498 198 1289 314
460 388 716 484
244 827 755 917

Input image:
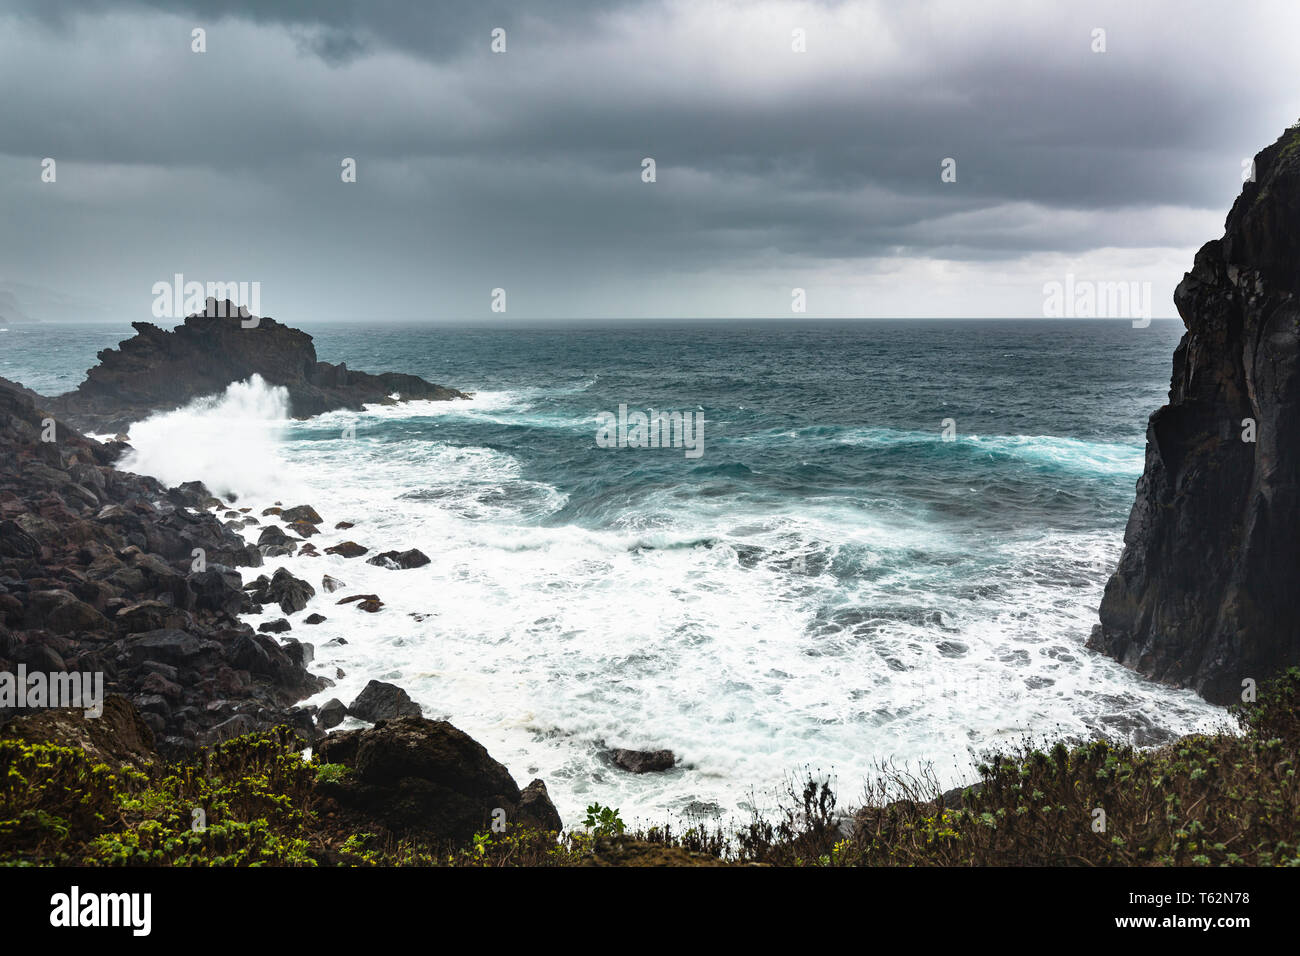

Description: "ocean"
0 319 1230 826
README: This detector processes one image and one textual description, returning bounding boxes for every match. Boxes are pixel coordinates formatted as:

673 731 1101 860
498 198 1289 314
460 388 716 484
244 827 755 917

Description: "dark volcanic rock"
517 778 563 833
316 697 347 730
366 548 431 570
46 299 468 434
347 679 422 722
0 378 327 750
0 696 155 771
22 589 108 633
265 568 315 615
324 541 368 559
1090 125 1300 704
610 748 675 774
188 567 248 618
280 505 323 525
315 716 557 845
337 593 384 612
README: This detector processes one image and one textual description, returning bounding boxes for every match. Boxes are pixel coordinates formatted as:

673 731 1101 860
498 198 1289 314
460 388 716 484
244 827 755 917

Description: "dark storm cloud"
9 0 646 63
0 0 1297 319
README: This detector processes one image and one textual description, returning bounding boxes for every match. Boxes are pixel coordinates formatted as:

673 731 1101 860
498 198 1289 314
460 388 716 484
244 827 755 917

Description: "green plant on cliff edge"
583 803 626 837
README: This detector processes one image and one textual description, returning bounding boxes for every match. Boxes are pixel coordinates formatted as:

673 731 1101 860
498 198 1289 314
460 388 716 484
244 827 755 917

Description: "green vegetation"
582 803 625 837
1 727 316 866
3 668 1299 866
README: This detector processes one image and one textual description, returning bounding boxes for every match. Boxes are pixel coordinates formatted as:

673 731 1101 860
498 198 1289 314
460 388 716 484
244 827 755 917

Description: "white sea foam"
118 375 306 502
120 384 1229 828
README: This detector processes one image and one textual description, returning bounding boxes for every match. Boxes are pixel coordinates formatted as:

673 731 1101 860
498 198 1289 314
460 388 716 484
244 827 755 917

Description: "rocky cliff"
1089 124 1300 704
47 298 467 434
0 376 329 750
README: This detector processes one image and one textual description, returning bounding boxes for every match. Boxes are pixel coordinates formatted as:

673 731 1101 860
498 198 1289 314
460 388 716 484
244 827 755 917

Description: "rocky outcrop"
0 695 156 771
46 298 468 434
316 716 563 843
0 377 327 750
1090 125 1300 704
347 679 421 722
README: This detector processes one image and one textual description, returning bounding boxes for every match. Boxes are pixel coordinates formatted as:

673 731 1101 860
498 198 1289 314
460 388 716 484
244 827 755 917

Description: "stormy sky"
1 0 1297 322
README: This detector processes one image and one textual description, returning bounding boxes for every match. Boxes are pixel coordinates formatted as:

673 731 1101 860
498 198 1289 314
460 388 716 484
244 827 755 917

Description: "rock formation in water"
1090 124 1300 704
47 298 467 434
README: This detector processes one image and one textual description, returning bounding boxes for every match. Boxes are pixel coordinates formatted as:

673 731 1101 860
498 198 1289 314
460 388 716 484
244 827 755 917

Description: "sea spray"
118 375 301 502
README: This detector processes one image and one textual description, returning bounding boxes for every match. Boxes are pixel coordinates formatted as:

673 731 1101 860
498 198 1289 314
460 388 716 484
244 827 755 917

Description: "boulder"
265 568 315 615
316 697 347 730
347 680 421 722
188 566 247 618
22 589 107 634
315 716 528 845
365 548 431 570
324 541 368 559
280 505 323 525
517 778 563 833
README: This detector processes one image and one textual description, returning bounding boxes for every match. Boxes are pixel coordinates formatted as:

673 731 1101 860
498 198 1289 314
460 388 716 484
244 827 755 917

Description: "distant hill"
0 281 122 323
0 289 34 324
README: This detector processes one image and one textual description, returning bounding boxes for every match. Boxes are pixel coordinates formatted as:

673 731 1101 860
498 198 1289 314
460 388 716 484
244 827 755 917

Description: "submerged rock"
610 748 676 774
324 541 368 559
337 593 384 613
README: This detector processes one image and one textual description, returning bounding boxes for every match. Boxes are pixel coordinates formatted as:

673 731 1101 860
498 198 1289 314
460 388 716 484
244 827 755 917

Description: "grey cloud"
0 0 1295 319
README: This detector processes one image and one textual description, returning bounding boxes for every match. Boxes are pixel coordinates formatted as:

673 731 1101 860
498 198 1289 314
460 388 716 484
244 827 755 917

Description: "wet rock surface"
1092 125 1300 703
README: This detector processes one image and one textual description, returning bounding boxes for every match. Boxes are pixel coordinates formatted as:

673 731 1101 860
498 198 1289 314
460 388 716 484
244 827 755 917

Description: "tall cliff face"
1089 125 1300 705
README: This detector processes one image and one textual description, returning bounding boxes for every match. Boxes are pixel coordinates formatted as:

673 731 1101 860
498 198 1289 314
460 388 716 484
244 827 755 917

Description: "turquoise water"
0 319 1228 823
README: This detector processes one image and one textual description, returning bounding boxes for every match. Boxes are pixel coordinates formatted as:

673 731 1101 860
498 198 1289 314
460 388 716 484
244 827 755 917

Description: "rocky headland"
1090 125 1300 704
46 297 468 435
